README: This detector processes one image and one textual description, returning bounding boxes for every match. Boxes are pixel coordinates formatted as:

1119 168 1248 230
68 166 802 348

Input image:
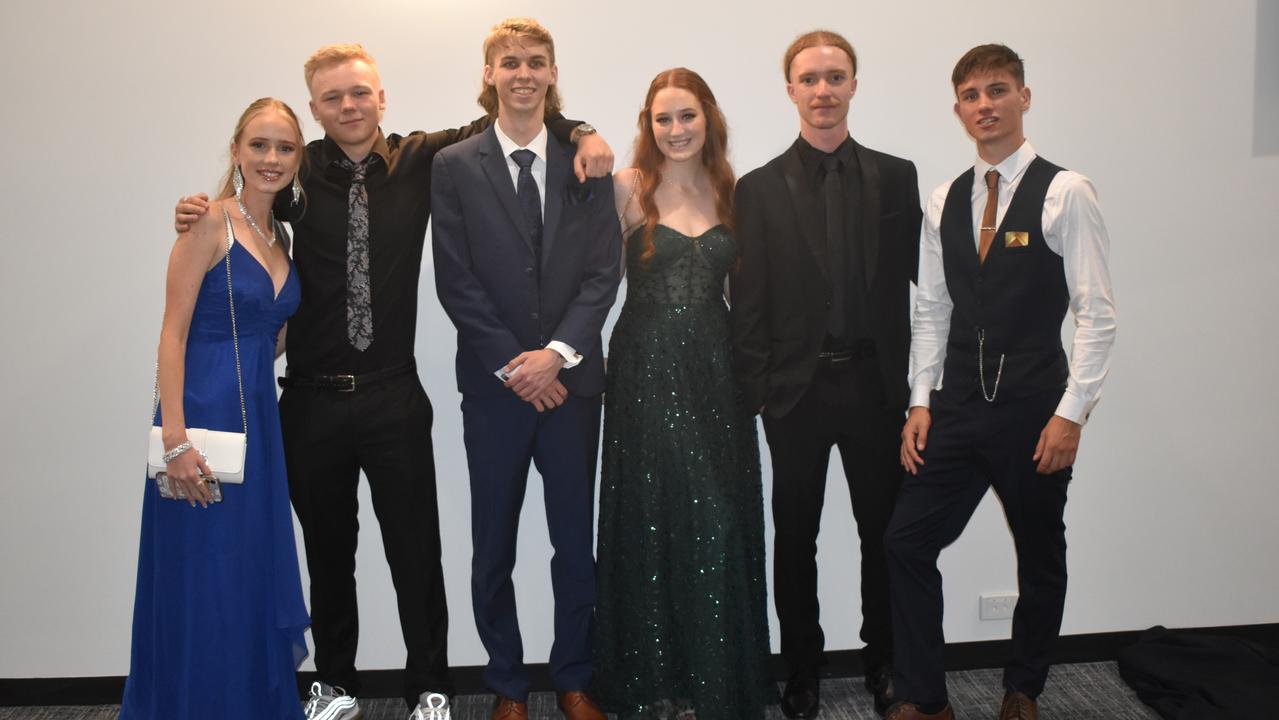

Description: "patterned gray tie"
340 157 373 351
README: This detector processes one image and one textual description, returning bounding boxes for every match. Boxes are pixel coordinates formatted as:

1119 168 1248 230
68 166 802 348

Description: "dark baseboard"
3 622 1275 706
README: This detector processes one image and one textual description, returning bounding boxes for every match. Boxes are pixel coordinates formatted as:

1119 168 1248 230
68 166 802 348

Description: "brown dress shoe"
885 701 956 720
998 691 1038 720
492 695 529 720
556 690 606 720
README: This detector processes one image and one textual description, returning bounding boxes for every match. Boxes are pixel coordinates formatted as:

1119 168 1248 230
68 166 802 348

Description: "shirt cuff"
909 385 934 409
1054 391 1091 426
546 341 581 369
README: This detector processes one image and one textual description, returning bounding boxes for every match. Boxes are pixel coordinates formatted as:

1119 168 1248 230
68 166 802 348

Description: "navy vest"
938 156 1069 403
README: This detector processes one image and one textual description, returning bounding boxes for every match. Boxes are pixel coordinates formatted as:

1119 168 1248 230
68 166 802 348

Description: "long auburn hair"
631 67 734 267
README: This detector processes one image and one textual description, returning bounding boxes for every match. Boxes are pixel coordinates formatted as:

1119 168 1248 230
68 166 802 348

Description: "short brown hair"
304 44 379 91
951 44 1025 93
477 17 563 118
782 30 857 82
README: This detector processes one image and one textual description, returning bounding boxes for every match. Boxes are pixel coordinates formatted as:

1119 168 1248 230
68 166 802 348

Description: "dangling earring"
291 174 302 205
233 165 245 201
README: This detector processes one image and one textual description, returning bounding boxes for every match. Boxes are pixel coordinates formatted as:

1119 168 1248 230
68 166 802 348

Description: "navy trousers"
461 390 601 701
886 389 1071 705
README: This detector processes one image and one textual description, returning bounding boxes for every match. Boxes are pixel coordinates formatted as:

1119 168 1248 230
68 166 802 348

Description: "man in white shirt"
884 44 1117 720
430 17 620 720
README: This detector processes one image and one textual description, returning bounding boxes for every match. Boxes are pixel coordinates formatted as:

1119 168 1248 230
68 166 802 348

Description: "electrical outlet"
979 593 1018 620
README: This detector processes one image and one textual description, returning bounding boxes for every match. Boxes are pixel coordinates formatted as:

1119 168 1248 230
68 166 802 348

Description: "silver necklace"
235 195 276 249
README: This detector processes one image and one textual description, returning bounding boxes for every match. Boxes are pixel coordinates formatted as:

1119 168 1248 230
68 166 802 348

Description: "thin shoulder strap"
220 208 248 435
618 169 641 230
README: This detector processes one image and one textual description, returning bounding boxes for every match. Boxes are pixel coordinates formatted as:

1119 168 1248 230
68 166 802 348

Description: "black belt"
278 360 416 392
817 340 877 369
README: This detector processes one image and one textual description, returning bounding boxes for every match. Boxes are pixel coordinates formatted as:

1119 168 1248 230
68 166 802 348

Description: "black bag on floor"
1117 625 1279 719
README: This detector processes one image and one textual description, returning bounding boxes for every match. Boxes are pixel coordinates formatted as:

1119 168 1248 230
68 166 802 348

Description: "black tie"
510 150 543 261
822 154 847 340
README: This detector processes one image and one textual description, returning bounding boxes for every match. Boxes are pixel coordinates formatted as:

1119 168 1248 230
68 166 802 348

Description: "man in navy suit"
430 17 621 720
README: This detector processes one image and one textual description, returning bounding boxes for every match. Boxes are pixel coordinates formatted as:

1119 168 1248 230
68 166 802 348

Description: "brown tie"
978 169 1000 264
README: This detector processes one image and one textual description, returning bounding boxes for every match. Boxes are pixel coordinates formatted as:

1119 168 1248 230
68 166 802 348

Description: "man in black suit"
430 17 620 720
731 29 922 719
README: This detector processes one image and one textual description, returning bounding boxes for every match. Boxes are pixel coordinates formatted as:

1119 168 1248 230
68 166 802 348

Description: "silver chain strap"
977 329 1005 403
150 208 248 439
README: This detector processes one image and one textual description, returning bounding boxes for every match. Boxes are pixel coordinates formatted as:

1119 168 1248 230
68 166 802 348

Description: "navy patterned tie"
510 149 543 259
340 157 373 351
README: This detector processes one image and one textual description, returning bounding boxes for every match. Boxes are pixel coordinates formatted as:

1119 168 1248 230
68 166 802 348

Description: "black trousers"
761 358 901 674
279 372 450 708
885 389 1071 706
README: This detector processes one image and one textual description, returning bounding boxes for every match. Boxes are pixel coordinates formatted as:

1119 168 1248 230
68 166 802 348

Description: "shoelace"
411 692 449 720
304 682 348 719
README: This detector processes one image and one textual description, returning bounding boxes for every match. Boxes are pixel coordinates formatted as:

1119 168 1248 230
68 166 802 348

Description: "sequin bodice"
622 224 733 306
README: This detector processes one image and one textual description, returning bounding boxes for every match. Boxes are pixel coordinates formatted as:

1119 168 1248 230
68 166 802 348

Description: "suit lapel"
541 136 570 259
781 143 829 285
478 127 534 252
853 140 881 289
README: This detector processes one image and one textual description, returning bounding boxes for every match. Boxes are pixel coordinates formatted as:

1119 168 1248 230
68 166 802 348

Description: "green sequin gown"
594 224 773 720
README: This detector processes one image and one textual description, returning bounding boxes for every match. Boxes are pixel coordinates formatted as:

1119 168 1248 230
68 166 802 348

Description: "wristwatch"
570 123 597 144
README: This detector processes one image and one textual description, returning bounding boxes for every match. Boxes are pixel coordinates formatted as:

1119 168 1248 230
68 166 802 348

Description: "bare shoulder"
613 167 640 197
178 199 231 261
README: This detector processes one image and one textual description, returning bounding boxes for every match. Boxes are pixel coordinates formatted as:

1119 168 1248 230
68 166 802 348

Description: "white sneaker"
409 691 451 720
304 681 361 720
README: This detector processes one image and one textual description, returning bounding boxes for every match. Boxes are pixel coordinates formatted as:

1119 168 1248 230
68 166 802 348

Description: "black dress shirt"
794 135 870 344
278 116 583 375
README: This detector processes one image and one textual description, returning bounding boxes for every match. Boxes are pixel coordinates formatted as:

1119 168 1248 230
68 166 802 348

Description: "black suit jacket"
431 126 622 398
730 137 922 419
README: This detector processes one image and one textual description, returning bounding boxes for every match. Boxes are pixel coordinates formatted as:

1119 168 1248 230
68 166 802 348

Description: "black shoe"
864 665 895 717
781 670 820 719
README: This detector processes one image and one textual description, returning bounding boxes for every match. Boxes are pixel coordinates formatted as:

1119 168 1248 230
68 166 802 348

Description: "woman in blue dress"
122 98 310 719
593 68 773 720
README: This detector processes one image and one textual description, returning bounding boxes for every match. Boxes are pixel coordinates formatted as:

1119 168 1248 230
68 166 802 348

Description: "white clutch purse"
147 427 246 484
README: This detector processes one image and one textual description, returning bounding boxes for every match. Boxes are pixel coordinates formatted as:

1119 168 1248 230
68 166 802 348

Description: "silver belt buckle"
336 374 356 392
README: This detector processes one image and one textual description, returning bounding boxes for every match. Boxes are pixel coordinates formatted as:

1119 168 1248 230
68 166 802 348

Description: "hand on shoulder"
179 198 231 267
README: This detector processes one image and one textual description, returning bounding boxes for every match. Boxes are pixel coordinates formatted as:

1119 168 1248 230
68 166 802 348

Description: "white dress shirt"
909 140 1117 424
492 120 580 373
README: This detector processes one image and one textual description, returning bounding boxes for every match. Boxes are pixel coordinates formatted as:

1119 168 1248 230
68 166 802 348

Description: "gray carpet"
0 661 1157 719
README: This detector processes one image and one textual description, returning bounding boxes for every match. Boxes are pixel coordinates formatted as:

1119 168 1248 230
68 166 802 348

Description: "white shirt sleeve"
1043 171 1117 424
908 184 954 409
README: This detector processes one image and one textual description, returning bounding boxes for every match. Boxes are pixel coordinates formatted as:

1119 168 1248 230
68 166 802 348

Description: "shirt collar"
320 130 390 169
494 120 548 165
795 133 856 181
975 139 1036 186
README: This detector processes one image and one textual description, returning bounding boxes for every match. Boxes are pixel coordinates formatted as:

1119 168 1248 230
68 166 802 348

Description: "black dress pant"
761 357 901 674
885 389 1070 706
280 372 450 708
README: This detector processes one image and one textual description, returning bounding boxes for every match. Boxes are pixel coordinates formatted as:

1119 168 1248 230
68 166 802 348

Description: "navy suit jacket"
431 125 622 398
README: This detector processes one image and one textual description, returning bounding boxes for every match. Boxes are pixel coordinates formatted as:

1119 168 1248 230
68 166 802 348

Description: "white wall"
1 0 1276 679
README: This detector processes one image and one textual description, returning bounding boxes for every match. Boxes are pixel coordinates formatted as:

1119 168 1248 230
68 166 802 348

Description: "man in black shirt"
731 30 922 719
176 43 612 719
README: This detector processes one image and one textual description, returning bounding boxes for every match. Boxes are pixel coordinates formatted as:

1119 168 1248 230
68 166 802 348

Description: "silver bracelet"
162 441 193 464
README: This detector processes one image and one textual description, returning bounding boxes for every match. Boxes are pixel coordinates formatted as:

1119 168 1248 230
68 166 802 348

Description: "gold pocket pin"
1004 231 1029 248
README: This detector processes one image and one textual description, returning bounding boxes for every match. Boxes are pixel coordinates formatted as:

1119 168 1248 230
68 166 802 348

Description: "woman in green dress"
593 67 773 720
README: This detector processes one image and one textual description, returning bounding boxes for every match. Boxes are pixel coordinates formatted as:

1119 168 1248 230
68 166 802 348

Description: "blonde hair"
304 43 379 90
217 98 306 200
477 17 562 118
